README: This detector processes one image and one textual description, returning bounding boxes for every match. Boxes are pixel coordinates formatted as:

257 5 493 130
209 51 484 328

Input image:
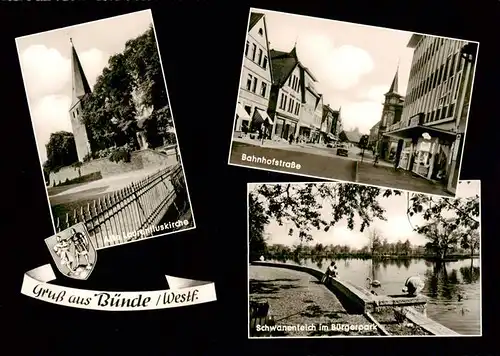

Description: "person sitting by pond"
321 261 338 283
402 276 424 296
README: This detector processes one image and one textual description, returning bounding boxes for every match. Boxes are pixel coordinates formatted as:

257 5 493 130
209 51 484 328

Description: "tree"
402 239 412 255
408 190 480 232
421 218 461 260
44 131 79 172
81 53 138 151
81 25 171 153
124 25 171 148
339 131 348 142
253 183 401 244
368 229 382 255
248 192 270 261
460 229 480 258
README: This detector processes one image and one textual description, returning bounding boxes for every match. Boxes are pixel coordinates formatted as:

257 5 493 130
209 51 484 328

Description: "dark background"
2 0 498 354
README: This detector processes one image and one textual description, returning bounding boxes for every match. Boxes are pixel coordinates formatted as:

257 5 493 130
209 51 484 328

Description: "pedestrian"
288 133 294 144
373 153 379 167
321 261 338 284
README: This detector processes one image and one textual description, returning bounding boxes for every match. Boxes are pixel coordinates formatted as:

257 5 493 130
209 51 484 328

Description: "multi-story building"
331 108 342 137
322 104 341 143
298 66 323 142
385 34 478 194
235 12 273 133
268 45 310 141
368 122 380 148
376 68 405 161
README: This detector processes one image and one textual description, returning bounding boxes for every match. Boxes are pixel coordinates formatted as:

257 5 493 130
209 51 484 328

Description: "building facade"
69 39 93 162
368 121 380 148
385 34 478 194
235 12 273 133
298 66 322 142
376 68 405 161
322 104 341 143
268 46 307 141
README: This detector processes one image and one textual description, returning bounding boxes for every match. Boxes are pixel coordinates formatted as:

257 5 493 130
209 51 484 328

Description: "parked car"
336 144 349 157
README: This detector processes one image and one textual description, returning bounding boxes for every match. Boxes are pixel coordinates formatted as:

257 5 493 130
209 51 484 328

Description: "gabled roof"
270 46 317 88
370 121 380 131
249 12 264 31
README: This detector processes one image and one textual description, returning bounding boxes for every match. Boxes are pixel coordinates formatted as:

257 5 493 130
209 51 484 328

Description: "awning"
236 103 251 120
253 108 273 125
383 124 457 141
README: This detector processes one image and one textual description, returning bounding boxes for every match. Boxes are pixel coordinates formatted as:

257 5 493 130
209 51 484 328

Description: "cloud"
31 94 72 162
79 48 108 88
340 100 382 133
20 44 109 162
20 45 71 100
299 37 374 91
20 45 108 100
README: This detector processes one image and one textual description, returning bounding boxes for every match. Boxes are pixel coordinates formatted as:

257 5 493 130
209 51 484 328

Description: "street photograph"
248 180 481 338
16 9 195 250
229 8 479 198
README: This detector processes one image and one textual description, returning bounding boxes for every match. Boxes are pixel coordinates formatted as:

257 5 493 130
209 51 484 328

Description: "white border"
15 9 196 250
228 7 480 199
246 179 482 338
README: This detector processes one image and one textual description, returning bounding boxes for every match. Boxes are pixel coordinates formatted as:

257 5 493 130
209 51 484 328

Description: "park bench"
249 300 275 336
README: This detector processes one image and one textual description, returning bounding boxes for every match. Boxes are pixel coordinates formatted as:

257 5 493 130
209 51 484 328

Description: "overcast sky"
16 9 154 163
253 8 418 134
252 180 480 250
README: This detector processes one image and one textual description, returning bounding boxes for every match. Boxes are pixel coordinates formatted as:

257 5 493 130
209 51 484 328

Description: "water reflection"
265 256 480 335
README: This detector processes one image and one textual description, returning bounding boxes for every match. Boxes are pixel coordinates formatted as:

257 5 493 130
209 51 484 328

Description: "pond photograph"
248 180 480 337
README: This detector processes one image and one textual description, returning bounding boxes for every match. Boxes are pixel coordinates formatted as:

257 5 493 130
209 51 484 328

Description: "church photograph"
228 8 479 198
15 9 195 249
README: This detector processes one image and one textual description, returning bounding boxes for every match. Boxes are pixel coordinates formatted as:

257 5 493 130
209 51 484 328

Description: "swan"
402 276 424 296
366 277 381 287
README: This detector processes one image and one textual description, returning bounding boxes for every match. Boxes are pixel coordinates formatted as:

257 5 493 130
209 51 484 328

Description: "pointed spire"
388 64 399 94
290 36 298 58
70 39 91 108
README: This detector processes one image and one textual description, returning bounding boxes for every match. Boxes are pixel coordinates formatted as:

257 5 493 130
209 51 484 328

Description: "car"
336 144 349 157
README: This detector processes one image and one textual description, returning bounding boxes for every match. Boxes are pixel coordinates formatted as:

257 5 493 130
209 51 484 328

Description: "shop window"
441 106 447 119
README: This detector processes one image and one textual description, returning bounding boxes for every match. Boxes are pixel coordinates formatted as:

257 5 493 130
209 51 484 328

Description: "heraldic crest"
45 222 97 280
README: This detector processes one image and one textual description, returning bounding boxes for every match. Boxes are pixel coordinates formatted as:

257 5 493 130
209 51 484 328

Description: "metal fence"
55 163 187 249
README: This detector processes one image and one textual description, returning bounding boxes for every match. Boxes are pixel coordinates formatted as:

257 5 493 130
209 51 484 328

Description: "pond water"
268 257 481 335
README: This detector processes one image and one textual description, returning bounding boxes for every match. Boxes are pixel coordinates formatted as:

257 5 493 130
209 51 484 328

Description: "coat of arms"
45 222 97 280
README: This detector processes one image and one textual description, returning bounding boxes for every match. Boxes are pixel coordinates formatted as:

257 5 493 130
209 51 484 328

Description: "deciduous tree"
44 131 78 172
251 183 401 244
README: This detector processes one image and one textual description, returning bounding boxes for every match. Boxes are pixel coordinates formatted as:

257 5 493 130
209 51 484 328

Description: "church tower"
69 38 93 162
377 66 404 160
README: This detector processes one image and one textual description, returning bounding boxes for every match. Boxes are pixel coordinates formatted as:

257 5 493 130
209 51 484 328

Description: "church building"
376 67 405 162
69 39 93 162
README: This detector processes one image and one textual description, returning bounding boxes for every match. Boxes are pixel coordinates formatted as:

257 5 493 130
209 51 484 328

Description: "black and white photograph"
229 8 479 198
16 9 195 250
248 180 481 337
44 222 97 280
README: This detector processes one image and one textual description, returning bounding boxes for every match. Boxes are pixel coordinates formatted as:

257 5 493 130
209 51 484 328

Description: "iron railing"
55 163 187 249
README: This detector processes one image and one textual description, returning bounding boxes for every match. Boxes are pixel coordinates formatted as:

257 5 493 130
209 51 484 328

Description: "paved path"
356 162 452 196
230 141 356 182
249 265 381 336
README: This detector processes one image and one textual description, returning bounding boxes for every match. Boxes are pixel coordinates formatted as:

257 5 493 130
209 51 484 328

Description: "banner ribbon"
21 264 217 311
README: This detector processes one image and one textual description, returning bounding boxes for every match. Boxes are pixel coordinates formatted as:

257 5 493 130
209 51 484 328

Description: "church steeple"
70 38 91 108
387 62 399 95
